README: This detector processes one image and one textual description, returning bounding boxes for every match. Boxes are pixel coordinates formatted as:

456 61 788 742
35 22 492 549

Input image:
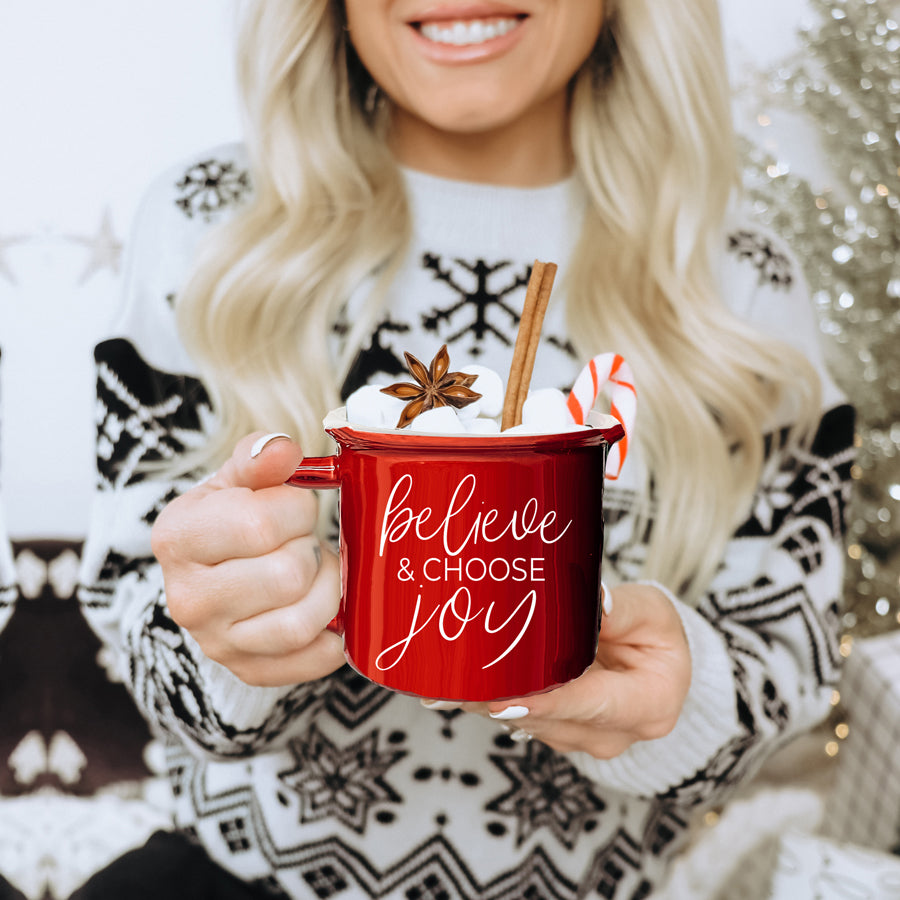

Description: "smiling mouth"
414 15 526 46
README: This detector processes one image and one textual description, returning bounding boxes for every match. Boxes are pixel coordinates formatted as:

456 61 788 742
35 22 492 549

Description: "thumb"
596 583 683 647
204 432 305 493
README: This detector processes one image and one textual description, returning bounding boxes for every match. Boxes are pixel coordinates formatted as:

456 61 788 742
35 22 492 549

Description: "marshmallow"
460 365 505 419
345 384 406 429
586 411 620 430
522 388 572 432
408 406 468 434
344 370 596 440
465 417 501 435
501 421 589 436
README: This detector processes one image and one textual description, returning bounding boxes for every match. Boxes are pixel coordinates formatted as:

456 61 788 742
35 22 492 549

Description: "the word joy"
375 586 536 672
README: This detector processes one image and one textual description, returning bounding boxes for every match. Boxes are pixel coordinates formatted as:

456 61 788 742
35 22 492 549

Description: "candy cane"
566 353 636 480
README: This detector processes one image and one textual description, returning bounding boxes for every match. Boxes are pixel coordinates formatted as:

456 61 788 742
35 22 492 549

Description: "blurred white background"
0 1 242 539
0 0 827 540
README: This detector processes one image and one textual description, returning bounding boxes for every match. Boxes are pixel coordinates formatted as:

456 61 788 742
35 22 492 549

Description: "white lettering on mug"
375 472 572 672
379 475 431 555
374 593 439 671
422 557 546 583
438 587 479 641
379 474 571 558
482 590 537 669
374 588 538 672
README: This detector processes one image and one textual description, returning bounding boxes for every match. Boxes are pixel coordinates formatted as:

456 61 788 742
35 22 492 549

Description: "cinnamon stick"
501 260 557 430
515 262 556 418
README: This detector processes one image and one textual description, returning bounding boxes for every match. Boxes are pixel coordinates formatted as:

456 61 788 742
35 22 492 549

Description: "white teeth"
419 17 520 46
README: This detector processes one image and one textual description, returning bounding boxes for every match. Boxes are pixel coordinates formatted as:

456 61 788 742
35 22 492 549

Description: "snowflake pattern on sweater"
78 146 855 900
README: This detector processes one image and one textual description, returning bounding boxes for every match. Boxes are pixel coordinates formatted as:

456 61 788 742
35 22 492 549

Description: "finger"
203 431 304 494
493 663 684 743
215 534 325 619
225 549 341 655
420 699 465 712
164 534 325 632
153 431 317 566
594 584 642 643
224 629 346 688
163 483 319 566
487 667 614 724
515 720 639 759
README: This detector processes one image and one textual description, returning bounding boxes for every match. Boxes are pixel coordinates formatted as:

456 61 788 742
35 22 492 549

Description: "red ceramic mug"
288 411 625 702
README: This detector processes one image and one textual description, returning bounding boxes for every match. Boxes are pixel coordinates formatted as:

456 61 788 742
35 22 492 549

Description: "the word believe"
379 474 572 558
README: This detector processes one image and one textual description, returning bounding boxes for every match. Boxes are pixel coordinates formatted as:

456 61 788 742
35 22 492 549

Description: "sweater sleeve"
569 224 854 804
77 148 331 760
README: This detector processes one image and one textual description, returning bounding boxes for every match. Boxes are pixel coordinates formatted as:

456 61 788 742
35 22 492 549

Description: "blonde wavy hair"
175 0 820 604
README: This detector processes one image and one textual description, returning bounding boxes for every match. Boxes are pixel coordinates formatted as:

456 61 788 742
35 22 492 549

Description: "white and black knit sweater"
78 146 854 900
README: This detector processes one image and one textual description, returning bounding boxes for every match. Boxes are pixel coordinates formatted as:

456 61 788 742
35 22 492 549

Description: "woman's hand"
152 432 345 687
459 583 692 758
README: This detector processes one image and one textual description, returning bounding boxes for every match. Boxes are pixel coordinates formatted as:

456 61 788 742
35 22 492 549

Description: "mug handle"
286 456 341 489
286 455 343 634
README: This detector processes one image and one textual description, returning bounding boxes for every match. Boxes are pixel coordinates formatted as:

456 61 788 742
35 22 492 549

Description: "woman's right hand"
151 432 345 687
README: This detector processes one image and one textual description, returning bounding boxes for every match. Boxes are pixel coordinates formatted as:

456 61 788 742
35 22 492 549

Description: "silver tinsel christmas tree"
740 0 899 638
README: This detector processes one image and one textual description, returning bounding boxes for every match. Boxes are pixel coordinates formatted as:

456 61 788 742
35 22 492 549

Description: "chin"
418 99 527 136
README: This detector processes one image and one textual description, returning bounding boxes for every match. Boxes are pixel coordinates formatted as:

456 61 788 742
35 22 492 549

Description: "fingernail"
601 580 614 616
489 706 530 721
420 699 461 711
250 433 292 459
510 728 534 743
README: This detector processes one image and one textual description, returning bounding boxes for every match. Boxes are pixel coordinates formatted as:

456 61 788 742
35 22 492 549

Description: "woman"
76 1 854 897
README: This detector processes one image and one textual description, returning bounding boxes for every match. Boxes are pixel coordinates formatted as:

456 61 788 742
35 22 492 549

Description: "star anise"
381 344 481 429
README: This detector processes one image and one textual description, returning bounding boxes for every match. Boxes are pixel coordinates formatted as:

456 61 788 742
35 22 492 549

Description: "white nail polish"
250 432 292 459
489 705 530 721
601 580 614 616
420 699 461 711
510 728 534 743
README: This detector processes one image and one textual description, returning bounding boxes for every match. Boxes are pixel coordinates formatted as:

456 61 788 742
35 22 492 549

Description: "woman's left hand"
458 583 692 758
